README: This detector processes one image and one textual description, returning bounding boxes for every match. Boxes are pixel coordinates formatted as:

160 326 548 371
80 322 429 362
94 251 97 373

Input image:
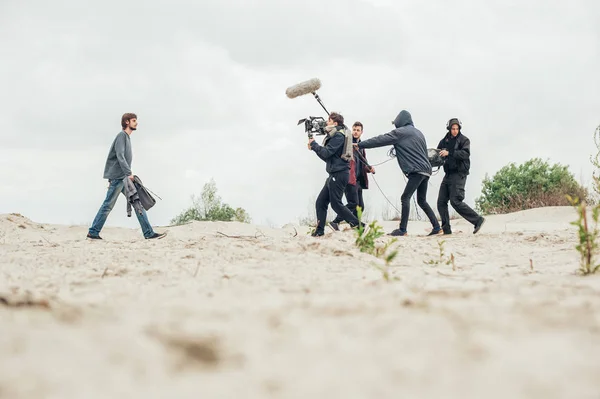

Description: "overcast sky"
1 0 599 230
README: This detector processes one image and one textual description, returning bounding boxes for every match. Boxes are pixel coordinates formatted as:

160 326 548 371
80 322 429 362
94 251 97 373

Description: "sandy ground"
1 206 599 399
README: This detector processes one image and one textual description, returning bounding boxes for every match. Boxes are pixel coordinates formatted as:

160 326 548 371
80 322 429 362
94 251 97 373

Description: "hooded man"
308 112 360 237
436 118 485 234
356 110 441 236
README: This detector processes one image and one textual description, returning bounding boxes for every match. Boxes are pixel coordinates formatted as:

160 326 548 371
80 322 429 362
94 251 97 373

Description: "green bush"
475 158 589 214
170 178 251 225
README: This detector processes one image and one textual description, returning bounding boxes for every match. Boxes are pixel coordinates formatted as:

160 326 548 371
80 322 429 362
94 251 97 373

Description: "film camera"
297 116 327 139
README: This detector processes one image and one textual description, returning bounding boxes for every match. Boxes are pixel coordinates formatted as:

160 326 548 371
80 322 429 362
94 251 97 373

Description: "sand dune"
1 207 599 399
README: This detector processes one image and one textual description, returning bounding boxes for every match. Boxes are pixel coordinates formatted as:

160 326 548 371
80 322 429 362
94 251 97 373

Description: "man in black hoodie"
309 112 360 237
357 110 441 236
436 118 485 234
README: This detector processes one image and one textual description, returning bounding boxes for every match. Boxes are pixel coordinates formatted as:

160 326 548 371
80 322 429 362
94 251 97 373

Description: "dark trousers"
437 173 481 232
333 183 359 223
316 170 360 233
399 173 440 232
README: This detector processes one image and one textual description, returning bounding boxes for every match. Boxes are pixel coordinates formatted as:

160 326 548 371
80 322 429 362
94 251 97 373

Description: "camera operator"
308 112 360 237
436 118 485 234
330 121 375 231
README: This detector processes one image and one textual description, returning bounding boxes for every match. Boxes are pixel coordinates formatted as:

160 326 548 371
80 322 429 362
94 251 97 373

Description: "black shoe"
311 230 324 237
473 217 486 234
329 221 340 231
146 232 167 240
87 233 102 240
389 229 407 237
443 230 453 235
427 228 443 236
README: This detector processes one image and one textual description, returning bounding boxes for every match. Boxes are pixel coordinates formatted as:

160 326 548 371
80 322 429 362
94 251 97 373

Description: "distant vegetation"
170 178 251 225
475 158 589 215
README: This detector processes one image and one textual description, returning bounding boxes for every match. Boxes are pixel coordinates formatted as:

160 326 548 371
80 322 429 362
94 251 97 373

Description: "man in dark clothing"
309 112 360 237
437 118 485 234
330 121 374 231
357 110 441 236
87 113 166 240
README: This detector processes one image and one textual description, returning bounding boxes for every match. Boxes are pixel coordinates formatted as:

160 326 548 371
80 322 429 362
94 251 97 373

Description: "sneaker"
146 232 167 240
389 229 407 236
473 217 486 234
329 221 340 231
311 230 324 237
86 233 102 240
427 228 443 236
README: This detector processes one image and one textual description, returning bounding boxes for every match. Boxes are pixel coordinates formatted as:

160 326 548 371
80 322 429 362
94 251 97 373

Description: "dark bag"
427 148 445 168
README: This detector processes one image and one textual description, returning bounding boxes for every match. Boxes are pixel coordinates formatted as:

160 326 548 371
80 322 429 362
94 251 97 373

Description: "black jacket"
354 138 370 189
437 132 471 175
358 110 432 176
310 127 350 174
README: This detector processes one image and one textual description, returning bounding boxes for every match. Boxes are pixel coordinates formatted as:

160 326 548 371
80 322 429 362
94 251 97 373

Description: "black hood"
393 110 414 128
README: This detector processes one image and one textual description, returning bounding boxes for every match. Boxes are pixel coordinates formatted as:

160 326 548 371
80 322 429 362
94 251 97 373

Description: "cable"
352 145 447 222
353 146 423 221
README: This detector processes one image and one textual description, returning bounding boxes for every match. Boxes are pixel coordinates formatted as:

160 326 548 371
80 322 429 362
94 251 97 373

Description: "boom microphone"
285 78 322 99
285 78 329 115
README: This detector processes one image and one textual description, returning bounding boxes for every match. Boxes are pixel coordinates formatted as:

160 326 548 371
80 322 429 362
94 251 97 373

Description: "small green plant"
354 207 399 281
568 124 600 276
424 239 456 268
568 194 600 275
355 215 385 255
589 124 600 198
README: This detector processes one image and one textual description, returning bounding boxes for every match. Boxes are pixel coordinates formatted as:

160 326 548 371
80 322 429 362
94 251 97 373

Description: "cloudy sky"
1 0 599 231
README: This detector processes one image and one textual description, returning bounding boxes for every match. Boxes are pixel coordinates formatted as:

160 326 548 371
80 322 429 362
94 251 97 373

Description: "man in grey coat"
356 110 441 236
87 113 165 240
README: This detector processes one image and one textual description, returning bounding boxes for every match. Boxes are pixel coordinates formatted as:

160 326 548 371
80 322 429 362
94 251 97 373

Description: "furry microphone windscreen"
285 78 322 99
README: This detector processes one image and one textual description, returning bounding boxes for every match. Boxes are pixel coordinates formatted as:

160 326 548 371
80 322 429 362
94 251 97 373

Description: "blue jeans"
89 179 155 238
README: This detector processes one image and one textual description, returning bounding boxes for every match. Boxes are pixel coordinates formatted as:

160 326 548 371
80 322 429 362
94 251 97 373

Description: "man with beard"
87 113 166 240
329 121 375 231
308 112 360 237
356 110 441 236
436 118 485 234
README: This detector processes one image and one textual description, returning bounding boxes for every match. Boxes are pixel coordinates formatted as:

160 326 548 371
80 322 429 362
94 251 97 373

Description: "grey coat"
133 175 156 211
123 177 145 217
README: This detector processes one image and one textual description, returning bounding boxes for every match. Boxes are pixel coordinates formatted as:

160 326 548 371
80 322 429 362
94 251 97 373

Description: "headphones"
446 118 462 131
